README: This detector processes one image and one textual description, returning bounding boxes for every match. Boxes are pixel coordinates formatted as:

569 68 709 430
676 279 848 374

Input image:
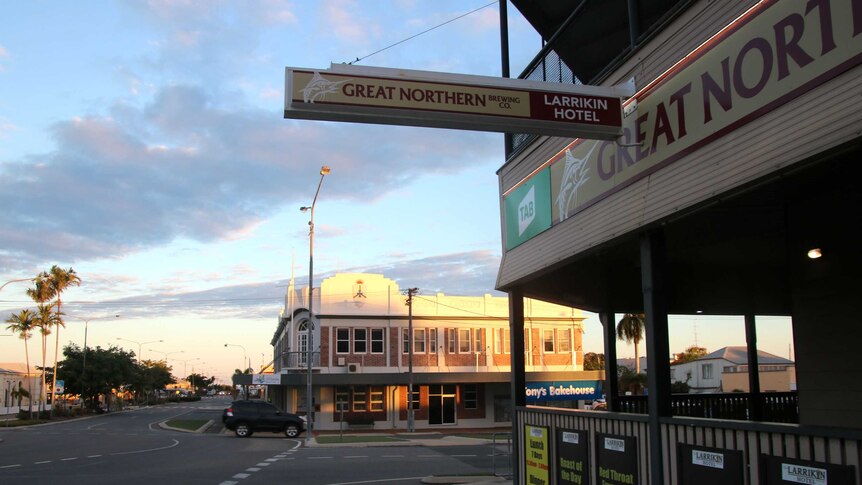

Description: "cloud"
48 249 502 321
0 83 499 273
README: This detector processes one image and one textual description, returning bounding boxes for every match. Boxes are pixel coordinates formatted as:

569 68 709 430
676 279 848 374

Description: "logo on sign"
301 72 349 103
604 437 625 452
518 186 536 237
692 450 725 470
556 142 597 221
562 432 579 444
781 464 827 485
530 427 544 438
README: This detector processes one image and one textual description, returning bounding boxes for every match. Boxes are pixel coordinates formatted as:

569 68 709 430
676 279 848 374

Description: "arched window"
296 319 314 366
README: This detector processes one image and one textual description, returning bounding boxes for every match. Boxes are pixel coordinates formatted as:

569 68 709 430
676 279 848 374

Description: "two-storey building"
265 273 599 431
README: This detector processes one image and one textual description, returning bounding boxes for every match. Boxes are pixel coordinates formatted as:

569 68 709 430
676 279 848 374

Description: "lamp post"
80 314 120 407
0 277 34 291
116 337 164 364
300 165 330 446
171 357 201 379
148 349 184 362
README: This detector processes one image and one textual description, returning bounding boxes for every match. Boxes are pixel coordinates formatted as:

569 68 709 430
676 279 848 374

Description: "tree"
45 266 80 415
134 360 176 404
618 366 647 395
186 373 215 395
672 345 707 364
6 309 36 418
57 344 137 411
11 382 29 407
583 352 605 370
616 313 646 373
33 303 59 413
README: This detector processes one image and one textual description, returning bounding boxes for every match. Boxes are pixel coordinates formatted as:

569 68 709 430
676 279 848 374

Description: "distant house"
670 347 795 393
1 363 42 413
617 357 647 374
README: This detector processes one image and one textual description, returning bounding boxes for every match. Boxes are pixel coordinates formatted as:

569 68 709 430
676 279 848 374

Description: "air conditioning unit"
347 363 361 373
337 357 346 366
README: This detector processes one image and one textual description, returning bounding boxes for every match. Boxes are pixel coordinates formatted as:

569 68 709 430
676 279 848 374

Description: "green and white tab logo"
505 167 551 250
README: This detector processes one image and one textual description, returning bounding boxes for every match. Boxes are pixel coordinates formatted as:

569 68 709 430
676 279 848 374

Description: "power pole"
405 287 419 432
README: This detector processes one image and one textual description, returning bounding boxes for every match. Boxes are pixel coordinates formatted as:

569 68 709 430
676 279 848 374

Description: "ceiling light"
807 248 822 259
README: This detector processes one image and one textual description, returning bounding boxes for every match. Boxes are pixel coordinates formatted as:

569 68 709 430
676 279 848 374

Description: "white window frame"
370 328 384 354
446 328 456 353
557 328 571 353
369 386 384 411
353 327 367 354
413 328 426 354
543 329 555 353
336 328 350 354
458 328 472 353
702 363 714 379
474 328 484 354
352 388 367 412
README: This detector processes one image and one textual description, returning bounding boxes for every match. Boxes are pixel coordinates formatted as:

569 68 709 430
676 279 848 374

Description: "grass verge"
1 419 50 427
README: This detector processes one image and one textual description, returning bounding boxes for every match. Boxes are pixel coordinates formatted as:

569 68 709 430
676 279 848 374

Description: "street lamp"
171 357 201 378
224 343 249 372
117 337 164 363
0 277 34 291
300 164 330 446
148 348 184 362
80 314 120 405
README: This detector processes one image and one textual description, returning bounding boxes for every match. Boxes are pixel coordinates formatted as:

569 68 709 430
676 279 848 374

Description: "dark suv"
222 400 305 438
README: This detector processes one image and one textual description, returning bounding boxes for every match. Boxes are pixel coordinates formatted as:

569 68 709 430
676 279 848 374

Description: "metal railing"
510 48 581 155
491 431 513 478
278 351 320 370
616 391 799 423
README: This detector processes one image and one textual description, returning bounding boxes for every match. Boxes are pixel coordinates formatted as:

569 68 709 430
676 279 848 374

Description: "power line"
346 1 498 65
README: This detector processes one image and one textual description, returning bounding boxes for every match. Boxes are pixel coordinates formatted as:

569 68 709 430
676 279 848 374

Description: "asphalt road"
0 398 501 485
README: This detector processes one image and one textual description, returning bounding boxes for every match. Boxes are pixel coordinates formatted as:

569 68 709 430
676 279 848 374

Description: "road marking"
327 477 428 485
87 422 107 430
87 455 102 458
61 458 78 461
256 462 271 467
233 473 250 479
34 460 51 464
308 456 332 460
265 458 280 462
0 464 22 469
218 482 238 485
246 467 261 472
110 439 180 455
452 454 477 457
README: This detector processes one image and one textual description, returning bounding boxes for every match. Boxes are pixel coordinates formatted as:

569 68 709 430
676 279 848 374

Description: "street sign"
285 64 632 140
55 380 64 395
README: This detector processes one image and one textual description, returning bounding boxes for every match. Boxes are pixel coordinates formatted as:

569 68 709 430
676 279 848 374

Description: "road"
0 398 501 484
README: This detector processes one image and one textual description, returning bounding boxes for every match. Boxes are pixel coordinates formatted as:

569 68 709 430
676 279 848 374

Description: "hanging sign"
285 64 631 140
678 444 744 485
596 433 639 485
557 429 589 485
762 455 857 485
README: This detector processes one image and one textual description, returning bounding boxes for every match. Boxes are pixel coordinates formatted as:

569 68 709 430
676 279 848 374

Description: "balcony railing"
278 351 320 370
510 48 581 155
616 391 799 423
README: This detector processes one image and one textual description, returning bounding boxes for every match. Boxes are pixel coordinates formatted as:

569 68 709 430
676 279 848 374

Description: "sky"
0 1 792 383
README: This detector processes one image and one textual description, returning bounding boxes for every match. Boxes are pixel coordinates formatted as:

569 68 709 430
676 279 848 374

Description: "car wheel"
235 423 252 437
285 424 300 438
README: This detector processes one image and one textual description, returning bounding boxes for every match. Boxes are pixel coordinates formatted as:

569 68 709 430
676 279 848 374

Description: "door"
428 384 456 425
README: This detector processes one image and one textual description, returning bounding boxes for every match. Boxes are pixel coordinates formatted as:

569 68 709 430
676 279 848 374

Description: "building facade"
670 346 795 393
263 273 598 431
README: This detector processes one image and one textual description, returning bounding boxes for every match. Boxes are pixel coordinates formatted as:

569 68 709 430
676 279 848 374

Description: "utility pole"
405 287 418 433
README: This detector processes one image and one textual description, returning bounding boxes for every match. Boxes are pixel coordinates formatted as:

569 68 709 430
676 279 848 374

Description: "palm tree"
616 313 646 374
6 309 36 418
11 382 29 408
46 266 81 415
34 303 60 413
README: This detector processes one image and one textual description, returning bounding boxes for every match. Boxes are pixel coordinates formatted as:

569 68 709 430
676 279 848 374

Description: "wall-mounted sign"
503 0 862 249
678 444 744 485
596 433 639 485
525 425 550 485
557 429 589 485
285 64 630 139
252 374 281 385
525 380 603 402
762 455 857 485
504 167 552 249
